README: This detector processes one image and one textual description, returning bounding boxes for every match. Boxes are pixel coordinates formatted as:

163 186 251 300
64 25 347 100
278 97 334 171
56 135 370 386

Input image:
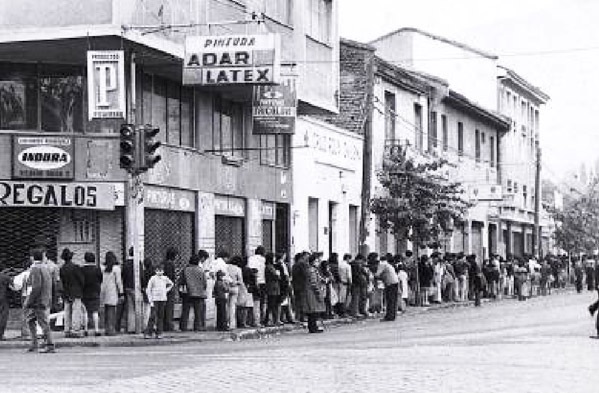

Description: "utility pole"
533 140 542 257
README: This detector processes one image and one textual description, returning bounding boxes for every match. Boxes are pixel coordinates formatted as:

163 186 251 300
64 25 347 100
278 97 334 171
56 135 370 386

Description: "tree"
370 145 471 250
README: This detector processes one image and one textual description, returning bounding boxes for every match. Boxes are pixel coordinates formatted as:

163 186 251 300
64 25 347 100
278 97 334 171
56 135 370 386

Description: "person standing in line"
264 253 282 326
335 254 352 318
397 262 409 313
213 271 229 331
349 254 369 318
233 256 250 328
0 265 11 340
454 253 468 302
418 255 433 306
179 251 209 331
81 252 103 336
100 252 123 336
11 258 32 339
24 247 55 353
120 248 138 333
304 253 326 333
162 247 178 332
248 246 267 325
291 252 308 323
373 256 399 322
277 253 294 324
468 254 484 307
141 258 155 331
59 248 85 338
144 264 174 339
226 255 243 329
320 258 335 319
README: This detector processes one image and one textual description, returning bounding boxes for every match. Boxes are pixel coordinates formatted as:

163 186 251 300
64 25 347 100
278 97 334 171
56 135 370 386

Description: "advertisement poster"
13 136 75 179
252 74 297 135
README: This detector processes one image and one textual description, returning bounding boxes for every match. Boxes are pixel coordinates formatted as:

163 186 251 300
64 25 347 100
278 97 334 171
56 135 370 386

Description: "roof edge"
445 90 511 131
340 37 376 52
498 65 550 103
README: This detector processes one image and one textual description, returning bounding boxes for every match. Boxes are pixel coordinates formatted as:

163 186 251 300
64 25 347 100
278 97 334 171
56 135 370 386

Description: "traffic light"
119 123 136 171
141 125 162 171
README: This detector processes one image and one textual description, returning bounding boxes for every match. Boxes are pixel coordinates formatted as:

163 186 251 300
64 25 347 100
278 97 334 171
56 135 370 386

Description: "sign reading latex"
252 74 297 134
183 34 281 85
87 50 126 120
0 181 115 210
13 136 74 179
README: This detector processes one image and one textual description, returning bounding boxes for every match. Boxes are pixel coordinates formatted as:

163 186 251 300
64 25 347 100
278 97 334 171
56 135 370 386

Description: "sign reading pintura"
13 136 75 179
183 34 281 86
0 181 115 210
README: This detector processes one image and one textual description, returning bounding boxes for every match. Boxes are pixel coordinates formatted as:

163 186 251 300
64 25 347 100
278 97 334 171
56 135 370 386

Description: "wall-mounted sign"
302 122 363 172
87 50 126 120
13 136 74 179
253 74 297 134
214 195 246 217
145 186 195 212
183 34 281 86
469 184 503 201
0 181 115 210
261 201 276 220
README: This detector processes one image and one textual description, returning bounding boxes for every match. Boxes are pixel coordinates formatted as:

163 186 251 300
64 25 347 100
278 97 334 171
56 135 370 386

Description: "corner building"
0 0 339 270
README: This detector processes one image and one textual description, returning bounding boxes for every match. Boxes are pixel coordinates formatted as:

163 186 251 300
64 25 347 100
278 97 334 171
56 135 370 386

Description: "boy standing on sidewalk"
213 271 229 331
144 264 173 339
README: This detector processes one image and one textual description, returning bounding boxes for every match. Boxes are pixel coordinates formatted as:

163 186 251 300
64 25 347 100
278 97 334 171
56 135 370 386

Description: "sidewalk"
0 292 568 350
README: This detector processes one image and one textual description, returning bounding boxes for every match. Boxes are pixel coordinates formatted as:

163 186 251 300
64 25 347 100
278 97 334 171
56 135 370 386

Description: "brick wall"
319 39 376 135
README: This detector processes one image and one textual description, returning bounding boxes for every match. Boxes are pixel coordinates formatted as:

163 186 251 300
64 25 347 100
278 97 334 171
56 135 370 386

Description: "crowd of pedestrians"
0 239 595 352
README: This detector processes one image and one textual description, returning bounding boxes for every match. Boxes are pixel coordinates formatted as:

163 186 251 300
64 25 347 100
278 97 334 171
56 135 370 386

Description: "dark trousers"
0 301 8 339
384 283 399 321
115 300 125 332
350 285 368 316
180 296 206 331
103 305 116 335
145 301 166 336
281 304 294 323
164 292 175 332
264 295 280 326
215 298 228 331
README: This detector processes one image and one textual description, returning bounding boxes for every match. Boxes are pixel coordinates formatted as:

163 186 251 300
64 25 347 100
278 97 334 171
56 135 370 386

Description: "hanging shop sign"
469 184 503 201
183 34 281 86
252 74 297 135
145 186 195 212
13 136 75 180
0 181 115 210
87 50 126 120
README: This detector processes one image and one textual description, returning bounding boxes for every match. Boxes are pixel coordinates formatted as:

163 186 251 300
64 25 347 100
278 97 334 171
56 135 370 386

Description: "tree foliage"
370 145 471 249
551 180 599 254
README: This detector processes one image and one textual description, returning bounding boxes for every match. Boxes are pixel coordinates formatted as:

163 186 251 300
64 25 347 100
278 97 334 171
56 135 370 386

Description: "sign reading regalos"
87 50 126 120
253 74 297 135
0 181 115 210
13 137 75 179
183 34 281 86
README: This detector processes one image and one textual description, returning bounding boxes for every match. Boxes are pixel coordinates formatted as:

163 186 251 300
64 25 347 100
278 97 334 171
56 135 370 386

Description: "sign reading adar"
253 75 297 135
183 34 281 86
13 136 74 179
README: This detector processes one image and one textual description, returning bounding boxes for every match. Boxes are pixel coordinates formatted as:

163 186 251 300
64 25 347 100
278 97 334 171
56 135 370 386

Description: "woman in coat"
100 251 124 336
304 253 326 333
264 253 281 326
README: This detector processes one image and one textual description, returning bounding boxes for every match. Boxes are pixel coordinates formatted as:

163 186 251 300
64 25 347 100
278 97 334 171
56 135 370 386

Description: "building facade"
0 0 339 273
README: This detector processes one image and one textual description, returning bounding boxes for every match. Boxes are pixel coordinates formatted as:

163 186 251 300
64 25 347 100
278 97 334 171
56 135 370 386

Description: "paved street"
2 291 598 393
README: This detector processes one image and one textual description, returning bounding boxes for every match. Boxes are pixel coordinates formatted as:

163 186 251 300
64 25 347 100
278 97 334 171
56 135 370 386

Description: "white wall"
291 116 363 259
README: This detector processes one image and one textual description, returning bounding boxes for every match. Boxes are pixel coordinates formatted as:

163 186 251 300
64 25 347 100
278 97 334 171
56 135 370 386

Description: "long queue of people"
0 242 585 352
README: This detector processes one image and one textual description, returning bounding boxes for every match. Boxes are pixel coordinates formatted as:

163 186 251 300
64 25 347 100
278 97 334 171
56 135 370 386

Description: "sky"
338 0 599 182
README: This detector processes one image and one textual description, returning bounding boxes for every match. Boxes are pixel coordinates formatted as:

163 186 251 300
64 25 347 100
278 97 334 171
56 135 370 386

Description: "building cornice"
498 65 549 104
444 90 511 131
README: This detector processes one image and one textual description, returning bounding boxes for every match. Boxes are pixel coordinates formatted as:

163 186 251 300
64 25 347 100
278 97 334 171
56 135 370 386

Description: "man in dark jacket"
291 252 308 322
59 248 85 338
349 254 369 318
25 247 55 353
162 247 178 332
0 266 11 340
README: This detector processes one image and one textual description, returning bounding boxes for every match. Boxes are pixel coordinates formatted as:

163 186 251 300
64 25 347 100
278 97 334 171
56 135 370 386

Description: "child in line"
144 264 173 339
213 271 229 331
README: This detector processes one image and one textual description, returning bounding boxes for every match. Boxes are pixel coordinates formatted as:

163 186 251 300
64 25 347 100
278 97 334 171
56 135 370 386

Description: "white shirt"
338 260 352 285
210 258 229 279
398 270 409 299
248 254 266 285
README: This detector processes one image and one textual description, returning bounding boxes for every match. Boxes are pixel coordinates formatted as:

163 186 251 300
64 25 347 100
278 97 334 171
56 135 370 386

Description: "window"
523 185 528 208
429 111 437 151
0 78 37 130
141 73 195 147
213 96 244 157
308 0 333 44
481 132 486 144
441 114 448 151
514 182 519 193
384 91 396 141
507 179 513 193
265 0 292 25
475 129 481 162
260 134 290 167
414 103 423 152
457 121 464 155
490 136 495 167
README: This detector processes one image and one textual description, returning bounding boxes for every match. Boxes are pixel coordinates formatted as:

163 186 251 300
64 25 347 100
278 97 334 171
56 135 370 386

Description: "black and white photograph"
0 0 598 392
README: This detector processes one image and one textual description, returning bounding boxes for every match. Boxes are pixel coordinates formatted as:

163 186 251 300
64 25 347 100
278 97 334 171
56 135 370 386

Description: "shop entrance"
215 215 245 258
145 209 195 274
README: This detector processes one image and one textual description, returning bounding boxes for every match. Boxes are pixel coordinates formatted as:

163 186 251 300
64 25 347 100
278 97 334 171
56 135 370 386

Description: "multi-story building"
0 0 339 273
327 39 509 260
371 27 548 258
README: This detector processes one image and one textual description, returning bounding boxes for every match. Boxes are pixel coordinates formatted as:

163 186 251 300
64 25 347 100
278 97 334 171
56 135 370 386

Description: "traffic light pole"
126 171 145 334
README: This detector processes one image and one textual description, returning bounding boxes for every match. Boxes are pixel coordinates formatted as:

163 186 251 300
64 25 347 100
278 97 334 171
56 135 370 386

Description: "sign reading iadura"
0 181 115 210
183 34 281 85
13 136 75 179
